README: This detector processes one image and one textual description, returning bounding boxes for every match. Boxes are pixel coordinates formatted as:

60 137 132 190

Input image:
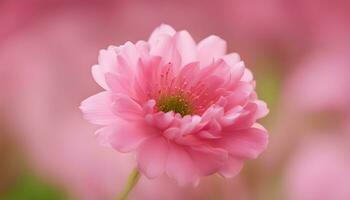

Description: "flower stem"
117 168 141 200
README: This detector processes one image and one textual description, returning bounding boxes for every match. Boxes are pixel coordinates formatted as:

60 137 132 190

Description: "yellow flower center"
157 94 192 116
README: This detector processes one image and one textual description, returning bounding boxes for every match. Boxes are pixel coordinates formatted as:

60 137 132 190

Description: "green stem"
117 168 141 200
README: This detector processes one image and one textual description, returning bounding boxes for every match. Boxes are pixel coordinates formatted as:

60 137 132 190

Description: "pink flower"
80 24 269 185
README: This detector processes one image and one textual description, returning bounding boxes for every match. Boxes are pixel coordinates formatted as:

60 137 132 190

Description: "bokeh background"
1 0 350 200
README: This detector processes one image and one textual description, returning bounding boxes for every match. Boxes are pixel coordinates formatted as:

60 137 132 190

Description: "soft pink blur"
285 131 350 200
1 0 350 200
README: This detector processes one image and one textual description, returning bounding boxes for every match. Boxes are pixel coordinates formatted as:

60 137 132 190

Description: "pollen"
157 94 192 116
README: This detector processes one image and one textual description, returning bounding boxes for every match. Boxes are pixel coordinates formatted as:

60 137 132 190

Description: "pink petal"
225 82 254 109
224 103 258 130
166 143 199 186
91 64 108 90
218 127 268 159
198 130 224 139
152 111 175 130
219 156 244 178
117 41 144 69
148 24 176 46
222 53 241 66
175 62 200 87
255 100 269 119
96 121 156 153
111 94 143 121
135 40 150 55
92 47 119 90
242 68 253 82
137 136 169 178
197 35 227 66
219 106 244 126
198 119 222 138
191 59 230 91
80 91 117 125
201 105 224 122
229 61 246 87
135 56 162 100
179 115 202 135
105 72 132 95
115 54 134 77
173 31 197 65
188 146 228 176
142 99 156 114
163 127 181 140
93 43 146 91
98 48 117 72
149 35 181 71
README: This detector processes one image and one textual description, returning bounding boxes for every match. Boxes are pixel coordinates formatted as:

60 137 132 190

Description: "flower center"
157 94 192 116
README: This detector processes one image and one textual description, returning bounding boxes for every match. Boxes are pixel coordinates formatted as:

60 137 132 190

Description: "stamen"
151 65 222 116
157 94 192 116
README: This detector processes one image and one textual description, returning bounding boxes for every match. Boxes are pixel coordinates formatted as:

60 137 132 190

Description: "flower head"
80 24 269 185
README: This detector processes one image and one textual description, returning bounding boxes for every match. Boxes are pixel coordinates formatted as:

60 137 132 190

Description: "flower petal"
225 82 254 109
135 56 162 101
175 62 200 87
224 103 258 130
166 143 199 186
197 35 227 66
98 47 117 72
255 100 269 119
219 156 244 178
218 127 268 159
242 68 253 82
149 35 181 71
174 31 197 65
80 91 117 125
91 64 108 90
229 61 246 87
152 111 175 130
111 94 143 121
96 121 156 153
148 24 176 45
137 136 169 178
222 53 241 66
93 42 146 91
188 146 228 176
105 72 132 95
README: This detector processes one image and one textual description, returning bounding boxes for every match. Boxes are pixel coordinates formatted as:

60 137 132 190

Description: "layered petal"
148 24 176 46
223 103 259 130
197 35 227 66
137 136 169 178
149 34 181 70
111 94 143 121
80 91 117 125
173 31 197 65
222 53 241 66
216 126 268 159
96 121 157 153
219 156 244 178
188 146 228 176
166 143 199 185
93 42 149 92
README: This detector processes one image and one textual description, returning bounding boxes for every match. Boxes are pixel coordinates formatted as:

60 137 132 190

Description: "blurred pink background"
1 0 350 200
